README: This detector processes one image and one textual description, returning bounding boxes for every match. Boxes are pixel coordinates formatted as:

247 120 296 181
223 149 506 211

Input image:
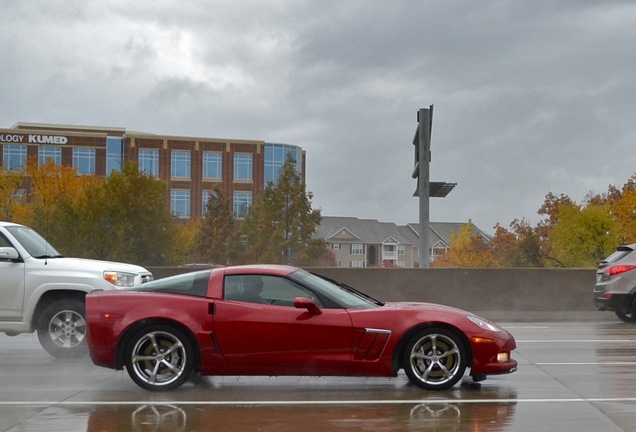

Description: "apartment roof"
316 216 488 249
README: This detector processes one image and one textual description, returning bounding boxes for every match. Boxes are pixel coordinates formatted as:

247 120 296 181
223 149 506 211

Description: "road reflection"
85 399 517 431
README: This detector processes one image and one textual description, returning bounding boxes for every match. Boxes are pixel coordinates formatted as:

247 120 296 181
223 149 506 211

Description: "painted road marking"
0 398 636 406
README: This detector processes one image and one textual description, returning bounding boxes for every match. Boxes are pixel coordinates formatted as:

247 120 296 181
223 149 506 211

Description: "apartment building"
316 216 489 268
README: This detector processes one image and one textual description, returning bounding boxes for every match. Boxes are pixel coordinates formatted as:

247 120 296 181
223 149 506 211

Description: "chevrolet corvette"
86 265 517 391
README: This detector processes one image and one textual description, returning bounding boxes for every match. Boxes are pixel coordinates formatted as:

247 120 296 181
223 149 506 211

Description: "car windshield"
288 269 381 309
4 225 62 258
128 270 211 297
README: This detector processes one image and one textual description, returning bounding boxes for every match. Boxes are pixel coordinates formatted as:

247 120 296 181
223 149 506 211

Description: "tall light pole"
412 106 456 268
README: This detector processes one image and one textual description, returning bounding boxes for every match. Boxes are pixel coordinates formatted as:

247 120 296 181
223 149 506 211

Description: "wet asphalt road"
1 321 635 431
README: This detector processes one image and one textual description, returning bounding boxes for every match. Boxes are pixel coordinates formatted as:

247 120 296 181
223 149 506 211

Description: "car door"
0 235 25 320
213 274 354 375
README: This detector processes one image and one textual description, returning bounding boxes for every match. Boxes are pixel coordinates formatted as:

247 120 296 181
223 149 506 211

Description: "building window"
351 261 365 268
203 152 222 179
332 243 340 250
264 143 301 184
202 190 217 216
171 150 191 178
38 146 61 167
234 154 253 181
106 137 123 174
73 148 95 174
351 244 364 255
12 189 26 203
398 245 406 256
171 190 191 218
3 145 27 171
139 149 159 177
233 192 252 218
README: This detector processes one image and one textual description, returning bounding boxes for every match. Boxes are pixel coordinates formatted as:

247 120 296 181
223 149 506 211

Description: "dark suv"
594 244 636 322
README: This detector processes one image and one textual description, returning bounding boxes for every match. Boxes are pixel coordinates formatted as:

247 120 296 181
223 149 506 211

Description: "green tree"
93 163 176 265
239 155 328 265
195 184 238 265
547 201 618 267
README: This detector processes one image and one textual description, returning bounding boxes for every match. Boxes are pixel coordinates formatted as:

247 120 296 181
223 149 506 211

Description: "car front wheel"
125 325 194 391
37 298 87 358
403 327 467 390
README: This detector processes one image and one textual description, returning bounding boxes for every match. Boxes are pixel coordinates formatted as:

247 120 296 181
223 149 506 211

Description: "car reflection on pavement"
84 398 517 432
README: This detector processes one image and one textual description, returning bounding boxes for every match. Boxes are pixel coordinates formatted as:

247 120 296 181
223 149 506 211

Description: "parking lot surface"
1 321 635 431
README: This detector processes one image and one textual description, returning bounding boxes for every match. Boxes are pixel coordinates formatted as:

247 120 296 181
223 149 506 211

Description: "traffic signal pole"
417 106 432 268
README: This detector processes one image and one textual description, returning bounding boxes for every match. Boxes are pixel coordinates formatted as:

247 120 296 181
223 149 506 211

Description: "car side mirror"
293 297 322 315
0 247 19 261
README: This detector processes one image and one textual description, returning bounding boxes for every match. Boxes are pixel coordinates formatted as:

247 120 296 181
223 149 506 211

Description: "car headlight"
467 315 502 332
103 271 136 287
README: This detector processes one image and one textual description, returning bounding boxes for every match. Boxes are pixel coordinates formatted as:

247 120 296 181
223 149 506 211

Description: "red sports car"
86 265 517 391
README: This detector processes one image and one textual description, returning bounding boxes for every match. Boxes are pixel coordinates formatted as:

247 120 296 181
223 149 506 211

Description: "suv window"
0 234 11 248
602 247 634 264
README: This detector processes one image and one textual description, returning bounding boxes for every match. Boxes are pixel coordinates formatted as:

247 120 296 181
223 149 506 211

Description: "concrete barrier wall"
147 267 610 322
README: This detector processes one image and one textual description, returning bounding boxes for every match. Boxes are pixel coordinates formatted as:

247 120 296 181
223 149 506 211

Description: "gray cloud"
2 0 636 233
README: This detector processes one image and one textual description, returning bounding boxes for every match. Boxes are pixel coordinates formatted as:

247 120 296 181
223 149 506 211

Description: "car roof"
214 264 300 277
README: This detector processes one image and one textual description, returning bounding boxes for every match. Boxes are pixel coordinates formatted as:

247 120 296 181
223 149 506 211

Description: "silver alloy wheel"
408 331 463 388
46 309 86 348
130 330 187 388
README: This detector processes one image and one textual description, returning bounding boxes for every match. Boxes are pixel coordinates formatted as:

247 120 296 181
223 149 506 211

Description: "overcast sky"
2 0 636 234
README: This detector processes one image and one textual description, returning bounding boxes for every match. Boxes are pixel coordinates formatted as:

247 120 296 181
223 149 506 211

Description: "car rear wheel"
614 295 636 323
125 325 193 391
403 327 467 390
37 298 88 358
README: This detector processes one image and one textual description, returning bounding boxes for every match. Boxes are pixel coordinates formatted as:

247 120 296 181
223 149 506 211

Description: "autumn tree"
432 223 498 268
492 219 543 267
239 155 328 266
0 167 27 222
607 174 636 244
173 220 200 265
26 159 103 254
194 184 239 265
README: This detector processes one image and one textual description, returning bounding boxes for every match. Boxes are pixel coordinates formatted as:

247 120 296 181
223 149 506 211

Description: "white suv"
0 221 153 357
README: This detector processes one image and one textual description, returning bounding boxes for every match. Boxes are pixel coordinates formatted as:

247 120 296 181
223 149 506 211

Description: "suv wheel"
37 298 88 358
615 296 636 323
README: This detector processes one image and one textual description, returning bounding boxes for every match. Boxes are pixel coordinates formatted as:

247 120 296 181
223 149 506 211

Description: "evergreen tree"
239 154 328 265
195 184 238 265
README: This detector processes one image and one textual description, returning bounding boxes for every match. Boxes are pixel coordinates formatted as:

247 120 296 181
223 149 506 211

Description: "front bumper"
469 330 518 376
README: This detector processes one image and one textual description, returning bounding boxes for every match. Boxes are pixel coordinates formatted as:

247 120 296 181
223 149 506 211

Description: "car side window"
224 275 323 307
0 234 12 248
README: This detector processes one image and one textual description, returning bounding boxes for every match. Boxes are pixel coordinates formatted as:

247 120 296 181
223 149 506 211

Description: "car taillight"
607 265 636 276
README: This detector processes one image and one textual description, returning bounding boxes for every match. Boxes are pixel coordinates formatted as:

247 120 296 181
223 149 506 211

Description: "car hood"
382 301 469 315
28 256 149 273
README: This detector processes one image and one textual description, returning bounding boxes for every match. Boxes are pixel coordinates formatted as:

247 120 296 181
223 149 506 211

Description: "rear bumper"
594 290 632 312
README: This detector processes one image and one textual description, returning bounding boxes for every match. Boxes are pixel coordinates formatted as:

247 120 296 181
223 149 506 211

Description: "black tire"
614 296 636 323
615 309 636 323
125 325 194 391
36 298 88 358
403 327 467 391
